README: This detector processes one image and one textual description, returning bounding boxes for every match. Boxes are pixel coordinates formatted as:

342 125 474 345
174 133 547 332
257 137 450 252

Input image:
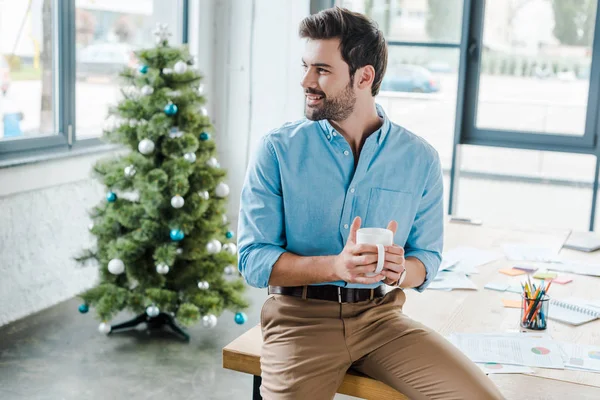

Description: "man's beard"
304 81 356 121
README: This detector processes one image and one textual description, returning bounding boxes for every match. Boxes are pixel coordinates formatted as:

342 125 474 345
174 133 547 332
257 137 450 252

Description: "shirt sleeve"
404 152 444 292
237 136 287 288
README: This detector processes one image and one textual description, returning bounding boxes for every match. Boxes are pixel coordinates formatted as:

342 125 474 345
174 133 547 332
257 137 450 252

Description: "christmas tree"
75 24 248 341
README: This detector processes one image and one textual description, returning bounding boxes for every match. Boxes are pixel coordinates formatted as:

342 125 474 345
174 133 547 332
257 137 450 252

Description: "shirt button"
344 224 349 229
332 132 337 136
326 135 331 140
343 150 349 156
350 188 355 193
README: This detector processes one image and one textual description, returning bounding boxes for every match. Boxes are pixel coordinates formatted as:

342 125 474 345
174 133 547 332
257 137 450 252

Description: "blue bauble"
199 132 211 141
170 229 185 241
226 231 235 239
164 103 178 116
234 312 247 325
78 303 89 314
106 192 117 202
138 64 149 74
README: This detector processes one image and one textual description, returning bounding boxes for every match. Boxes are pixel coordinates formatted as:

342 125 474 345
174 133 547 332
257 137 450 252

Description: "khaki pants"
260 288 505 400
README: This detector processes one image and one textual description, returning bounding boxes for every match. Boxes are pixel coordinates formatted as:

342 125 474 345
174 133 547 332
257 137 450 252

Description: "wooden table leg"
253 375 262 400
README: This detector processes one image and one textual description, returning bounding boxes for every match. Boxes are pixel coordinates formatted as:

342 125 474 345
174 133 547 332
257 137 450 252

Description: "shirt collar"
318 103 391 145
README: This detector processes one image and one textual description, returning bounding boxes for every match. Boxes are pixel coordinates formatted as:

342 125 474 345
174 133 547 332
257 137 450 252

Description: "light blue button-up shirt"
237 104 443 292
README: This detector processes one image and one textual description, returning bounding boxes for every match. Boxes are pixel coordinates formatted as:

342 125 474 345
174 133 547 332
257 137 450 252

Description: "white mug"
356 228 393 277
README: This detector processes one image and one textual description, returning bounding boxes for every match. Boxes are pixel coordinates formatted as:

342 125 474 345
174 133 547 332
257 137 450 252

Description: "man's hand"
332 216 386 284
381 220 406 286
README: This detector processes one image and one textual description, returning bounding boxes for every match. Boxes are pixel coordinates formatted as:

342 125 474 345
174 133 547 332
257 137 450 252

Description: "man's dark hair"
299 7 388 96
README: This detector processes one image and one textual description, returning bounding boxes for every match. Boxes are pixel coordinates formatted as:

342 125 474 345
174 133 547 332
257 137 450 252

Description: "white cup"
355 228 393 277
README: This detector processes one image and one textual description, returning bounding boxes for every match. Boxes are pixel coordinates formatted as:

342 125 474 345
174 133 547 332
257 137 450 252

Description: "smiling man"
237 7 504 400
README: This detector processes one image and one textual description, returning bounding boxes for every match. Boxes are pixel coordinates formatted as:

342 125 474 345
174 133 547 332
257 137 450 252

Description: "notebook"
563 231 600 252
549 297 600 326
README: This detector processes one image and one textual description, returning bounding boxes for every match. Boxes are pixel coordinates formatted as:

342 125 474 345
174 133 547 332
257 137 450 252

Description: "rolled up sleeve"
404 152 444 292
237 136 287 288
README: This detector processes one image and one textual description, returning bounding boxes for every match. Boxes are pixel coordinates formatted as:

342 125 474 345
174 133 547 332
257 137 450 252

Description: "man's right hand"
332 216 386 284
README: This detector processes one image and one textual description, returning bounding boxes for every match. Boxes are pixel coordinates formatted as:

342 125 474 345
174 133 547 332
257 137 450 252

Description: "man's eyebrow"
301 59 333 68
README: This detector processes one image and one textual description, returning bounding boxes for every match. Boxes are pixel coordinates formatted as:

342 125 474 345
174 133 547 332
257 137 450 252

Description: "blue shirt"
237 104 443 291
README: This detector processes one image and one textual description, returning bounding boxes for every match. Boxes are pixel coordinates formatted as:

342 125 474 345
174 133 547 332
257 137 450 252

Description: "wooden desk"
223 223 600 399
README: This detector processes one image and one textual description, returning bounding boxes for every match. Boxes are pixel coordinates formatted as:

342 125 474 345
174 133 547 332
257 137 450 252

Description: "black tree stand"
108 312 190 342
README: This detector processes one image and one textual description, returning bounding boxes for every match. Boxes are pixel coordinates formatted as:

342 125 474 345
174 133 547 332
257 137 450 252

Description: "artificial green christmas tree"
75 24 248 341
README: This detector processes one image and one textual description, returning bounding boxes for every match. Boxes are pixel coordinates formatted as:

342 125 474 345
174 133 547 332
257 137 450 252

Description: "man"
237 7 504 400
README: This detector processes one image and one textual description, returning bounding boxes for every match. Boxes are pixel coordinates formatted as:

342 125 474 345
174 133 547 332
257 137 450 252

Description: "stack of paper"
502 244 561 263
476 363 534 375
558 342 600 373
441 247 503 274
546 261 600 277
427 271 477 291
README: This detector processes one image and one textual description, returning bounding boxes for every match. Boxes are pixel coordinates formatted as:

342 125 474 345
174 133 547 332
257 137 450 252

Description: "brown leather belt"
268 284 385 303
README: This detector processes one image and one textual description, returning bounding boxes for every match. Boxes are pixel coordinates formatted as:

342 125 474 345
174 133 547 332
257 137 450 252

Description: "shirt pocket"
364 187 416 244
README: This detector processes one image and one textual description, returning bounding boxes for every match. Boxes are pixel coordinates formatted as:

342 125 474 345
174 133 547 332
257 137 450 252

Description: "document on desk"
441 247 502 274
546 261 600 277
427 271 477 290
449 333 564 369
502 244 561 262
476 362 534 375
558 342 600 373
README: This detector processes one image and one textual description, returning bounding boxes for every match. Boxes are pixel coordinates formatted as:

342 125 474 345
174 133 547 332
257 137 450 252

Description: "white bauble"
198 191 210 200
98 322 111 334
169 127 183 138
200 107 208 117
222 243 237 255
206 157 219 168
222 214 228 225
176 248 183 255
138 138 155 155
224 265 236 275
215 182 230 198
141 85 154 96
202 314 218 328
206 239 222 254
198 84 205 95
156 263 170 275
171 195 185 209
174 60 188 74
162 67 173 74
108 258 125 275
198 281 210 290
124 165 136 178
146 305 160 317
183 152 197 163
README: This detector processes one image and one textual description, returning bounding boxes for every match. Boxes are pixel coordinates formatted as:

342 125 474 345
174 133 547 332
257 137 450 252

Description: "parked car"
380 64 440 93
76 43 137 81
0 55 10 96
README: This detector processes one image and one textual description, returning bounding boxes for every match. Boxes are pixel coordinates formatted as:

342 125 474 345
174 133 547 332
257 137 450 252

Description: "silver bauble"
200 107 208 117
146 305 160 317
202 314 218 328
162 67 173 74
98 322 111 334
176 248 183 255
206 157 219 168
156 263 170 275
141 85 154 96
124 165 136 178
174 60 188 74
198 281 210 290
198 84 205 95
108 258 125 275
184 152 197 163
169 127 183 138
224 265 236 275
171 195 185 209
198 191 210 200
222 243 237 255
206 239 222 254
215 182 230 198
138 138 155 155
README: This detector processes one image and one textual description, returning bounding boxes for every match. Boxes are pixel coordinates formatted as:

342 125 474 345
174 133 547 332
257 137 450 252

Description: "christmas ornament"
124 165 136 178
98 322 111 334
202 314 217 328
153 23 172 45
200 107 208 117
106 191 117 202
138 64 149 74
197 281 210 290
162 68 173 74
174 60 188 74
199 132 211 141
164 102 178 116
176 248 183 255
183 152 197 163
169 126 183 138
138 138 155 155
198 84 205 95
222 214 228 224
198 191 209 200
141 85 154 96
146 305 160 317
206 239 222 254
156 263 170 275
171 195 185 208
222 243 237 255
224 265 236 275
226 231 235 239
215 182 230 198
78 303 89 314
170 229 185 241
234 312 247 325
108 258 125 275
206 157 219 168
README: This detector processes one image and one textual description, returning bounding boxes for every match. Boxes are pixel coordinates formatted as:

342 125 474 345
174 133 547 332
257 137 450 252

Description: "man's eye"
317 68 328 74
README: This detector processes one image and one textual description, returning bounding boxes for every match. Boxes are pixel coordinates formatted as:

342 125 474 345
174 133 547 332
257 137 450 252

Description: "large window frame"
0 0 189 164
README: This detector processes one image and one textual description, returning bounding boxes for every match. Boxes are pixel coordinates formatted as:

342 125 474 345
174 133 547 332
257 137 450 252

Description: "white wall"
0 0 310 326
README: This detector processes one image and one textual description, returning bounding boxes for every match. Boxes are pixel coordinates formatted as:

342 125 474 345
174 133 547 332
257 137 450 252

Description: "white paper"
449 333 564 369
546 261 600 277
476 362 534 374
441 247 502 274
502 244 561 262
558 342 600 373
427 271 477 290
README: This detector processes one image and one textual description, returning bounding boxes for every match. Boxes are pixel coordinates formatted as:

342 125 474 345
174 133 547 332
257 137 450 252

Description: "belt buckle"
337 286 342 303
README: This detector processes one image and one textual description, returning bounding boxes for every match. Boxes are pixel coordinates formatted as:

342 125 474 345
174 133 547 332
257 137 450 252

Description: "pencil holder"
520 294 549 330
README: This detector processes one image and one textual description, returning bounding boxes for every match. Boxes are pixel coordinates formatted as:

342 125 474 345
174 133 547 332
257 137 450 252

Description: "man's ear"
356 65 375 90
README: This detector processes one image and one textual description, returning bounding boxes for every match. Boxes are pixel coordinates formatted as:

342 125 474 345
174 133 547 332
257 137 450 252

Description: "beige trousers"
259 288 505 400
